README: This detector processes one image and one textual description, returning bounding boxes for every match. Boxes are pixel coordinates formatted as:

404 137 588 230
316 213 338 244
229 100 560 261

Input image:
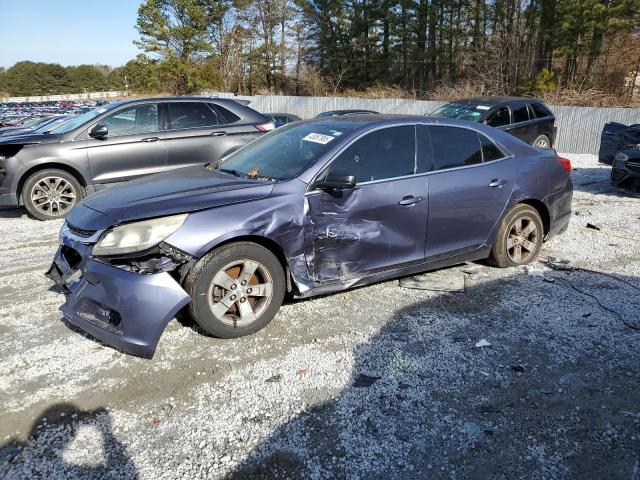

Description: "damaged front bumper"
46 226 191 358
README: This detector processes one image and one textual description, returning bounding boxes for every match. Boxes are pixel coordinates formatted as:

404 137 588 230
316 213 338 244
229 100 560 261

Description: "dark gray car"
0 97 273 220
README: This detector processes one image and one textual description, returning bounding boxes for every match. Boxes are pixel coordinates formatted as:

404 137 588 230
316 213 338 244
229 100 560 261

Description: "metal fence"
207 92 640 155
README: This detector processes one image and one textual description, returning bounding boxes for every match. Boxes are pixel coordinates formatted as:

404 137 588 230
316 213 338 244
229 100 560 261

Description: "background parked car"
0 97 273 220
430 97 557 148
598 122 640 164
315 109 379 117
264 113 301 128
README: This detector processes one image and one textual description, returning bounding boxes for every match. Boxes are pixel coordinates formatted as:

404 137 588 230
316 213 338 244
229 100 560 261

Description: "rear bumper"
611 156 640 188
545 178 573 240
46 234 191 358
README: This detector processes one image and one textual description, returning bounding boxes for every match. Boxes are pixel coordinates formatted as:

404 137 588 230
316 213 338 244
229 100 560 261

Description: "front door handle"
141 137 160 142
211 131 227 137
398 195 424 206
489 179 507 188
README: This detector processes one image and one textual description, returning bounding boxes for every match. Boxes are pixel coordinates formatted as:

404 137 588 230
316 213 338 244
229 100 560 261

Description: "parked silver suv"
0 97 273 220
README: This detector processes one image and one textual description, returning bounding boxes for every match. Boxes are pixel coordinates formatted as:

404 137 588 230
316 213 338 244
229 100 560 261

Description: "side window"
429 126 482 170
479 133 505 162
211 103 241 124
102 104 159 137
328 126 415 183
512 104 530 123
485 107 510 127
168 102 219 129
530 102 551 119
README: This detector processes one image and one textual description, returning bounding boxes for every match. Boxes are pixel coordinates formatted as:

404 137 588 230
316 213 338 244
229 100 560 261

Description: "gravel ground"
0 154 639 479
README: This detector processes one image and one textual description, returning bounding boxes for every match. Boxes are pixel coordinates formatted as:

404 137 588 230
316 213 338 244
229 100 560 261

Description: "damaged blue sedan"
47 115 573 357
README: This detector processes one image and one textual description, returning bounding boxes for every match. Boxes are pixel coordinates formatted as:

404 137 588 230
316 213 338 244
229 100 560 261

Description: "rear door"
422 125 516 260
504 102 536 144
86 102 166 186
164 101 256 171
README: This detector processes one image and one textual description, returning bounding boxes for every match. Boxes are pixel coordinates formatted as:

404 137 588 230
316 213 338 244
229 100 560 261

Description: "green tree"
135 0 228 93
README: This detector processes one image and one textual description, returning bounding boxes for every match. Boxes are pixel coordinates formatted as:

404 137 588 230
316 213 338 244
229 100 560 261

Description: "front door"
86 103 166 186
422 125 515 259
304 125 429 283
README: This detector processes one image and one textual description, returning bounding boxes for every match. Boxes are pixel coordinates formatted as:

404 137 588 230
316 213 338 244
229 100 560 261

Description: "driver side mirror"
314 172 356 191
89 124 108 139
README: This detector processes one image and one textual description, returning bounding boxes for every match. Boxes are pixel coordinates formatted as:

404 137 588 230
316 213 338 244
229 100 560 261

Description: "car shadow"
0 206 27 219
570 166 640 197
0 403 138 479
224 268 640 479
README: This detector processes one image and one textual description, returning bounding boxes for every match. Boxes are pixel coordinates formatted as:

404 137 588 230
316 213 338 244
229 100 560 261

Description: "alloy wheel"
207 259 274 327
533 137 550 148
30 176 77 217
506 216 540 264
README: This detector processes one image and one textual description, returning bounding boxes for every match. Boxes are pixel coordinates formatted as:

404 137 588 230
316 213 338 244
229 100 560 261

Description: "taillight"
557 156 571 174
553 119 557 128
255 122 275 132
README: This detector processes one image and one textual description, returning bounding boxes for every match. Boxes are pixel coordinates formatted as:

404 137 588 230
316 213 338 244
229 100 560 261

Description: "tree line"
1 0 639 103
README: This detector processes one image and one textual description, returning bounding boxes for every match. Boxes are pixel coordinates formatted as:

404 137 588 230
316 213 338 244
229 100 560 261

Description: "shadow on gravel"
570 166 640 197
227 270 640 480
0 403 138 479
0 207 26 219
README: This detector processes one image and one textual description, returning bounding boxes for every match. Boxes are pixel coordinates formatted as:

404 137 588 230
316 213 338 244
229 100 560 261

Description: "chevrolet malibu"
47 115 573 358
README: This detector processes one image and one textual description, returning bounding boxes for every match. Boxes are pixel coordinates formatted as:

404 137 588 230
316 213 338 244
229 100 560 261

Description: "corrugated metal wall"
207 92 640 154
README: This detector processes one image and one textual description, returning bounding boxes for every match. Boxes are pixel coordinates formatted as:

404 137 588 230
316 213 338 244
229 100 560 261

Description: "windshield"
430 103 486 122
49 104 114 134
218 123 354 181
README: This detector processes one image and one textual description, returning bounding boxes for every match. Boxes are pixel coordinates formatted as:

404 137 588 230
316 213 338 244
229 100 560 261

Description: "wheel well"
17 163 87 204
200 235 292 291
518 199 550 236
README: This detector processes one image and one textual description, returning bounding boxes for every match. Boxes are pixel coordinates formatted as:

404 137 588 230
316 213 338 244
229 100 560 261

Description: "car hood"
0 132 62 144
67 166 275 231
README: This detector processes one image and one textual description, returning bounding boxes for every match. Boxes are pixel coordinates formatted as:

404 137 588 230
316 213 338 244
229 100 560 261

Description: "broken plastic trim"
101 242 193 275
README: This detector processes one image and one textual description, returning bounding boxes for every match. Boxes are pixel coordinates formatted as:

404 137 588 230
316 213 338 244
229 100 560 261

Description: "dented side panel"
303 177 429 283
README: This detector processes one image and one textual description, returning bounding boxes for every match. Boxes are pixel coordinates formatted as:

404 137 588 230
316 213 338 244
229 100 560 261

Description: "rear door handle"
211 131 227 137
141 137 159 142
489 179 507 188
398 195 424 206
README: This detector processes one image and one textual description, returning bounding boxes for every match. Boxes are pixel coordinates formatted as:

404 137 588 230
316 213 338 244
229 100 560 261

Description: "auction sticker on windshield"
303 133 335 144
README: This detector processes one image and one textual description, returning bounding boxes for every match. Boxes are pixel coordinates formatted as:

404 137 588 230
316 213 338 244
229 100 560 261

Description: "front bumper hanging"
46 233 191 358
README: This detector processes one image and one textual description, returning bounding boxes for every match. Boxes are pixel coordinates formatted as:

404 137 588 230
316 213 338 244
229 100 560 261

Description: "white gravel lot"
0 154 639 479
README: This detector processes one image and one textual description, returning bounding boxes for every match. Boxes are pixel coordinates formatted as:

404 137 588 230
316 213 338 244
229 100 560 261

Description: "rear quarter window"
530 102 552 119
211 104 241 124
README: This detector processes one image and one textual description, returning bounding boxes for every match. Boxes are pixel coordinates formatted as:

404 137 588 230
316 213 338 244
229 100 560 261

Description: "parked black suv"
0 97 273 220
430 97 557 148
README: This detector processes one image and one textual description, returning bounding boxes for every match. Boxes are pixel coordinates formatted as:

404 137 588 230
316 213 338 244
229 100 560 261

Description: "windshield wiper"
217 167 248 178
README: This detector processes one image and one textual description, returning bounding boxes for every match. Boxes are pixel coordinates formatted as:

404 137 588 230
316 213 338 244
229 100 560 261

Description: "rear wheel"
532 135 551 148
489 204 544 268
185 242 286 338
22 169 83 221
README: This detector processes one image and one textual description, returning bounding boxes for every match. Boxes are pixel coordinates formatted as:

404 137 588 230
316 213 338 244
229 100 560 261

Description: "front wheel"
184 242 286 338
22 169 83 220
489 204 544 268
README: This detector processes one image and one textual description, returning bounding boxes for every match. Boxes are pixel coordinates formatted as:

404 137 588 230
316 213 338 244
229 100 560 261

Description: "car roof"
103 96 250 108
449 96 545 106
302 113 496 129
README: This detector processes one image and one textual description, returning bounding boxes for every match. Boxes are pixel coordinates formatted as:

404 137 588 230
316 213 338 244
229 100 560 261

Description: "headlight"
92 214 187 256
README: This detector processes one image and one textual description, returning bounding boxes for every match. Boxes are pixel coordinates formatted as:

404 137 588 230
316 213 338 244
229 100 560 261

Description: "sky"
0 0 143 69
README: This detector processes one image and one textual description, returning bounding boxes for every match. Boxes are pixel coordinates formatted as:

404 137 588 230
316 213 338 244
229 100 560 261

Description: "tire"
184 242 286 338
532 135 551 148
489 204 544 268
22 169 83 221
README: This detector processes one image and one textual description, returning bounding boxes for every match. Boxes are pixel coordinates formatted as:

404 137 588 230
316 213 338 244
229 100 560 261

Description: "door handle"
211 131 227 137
489 179 507 188
141 137 159 142
398 195 424 206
